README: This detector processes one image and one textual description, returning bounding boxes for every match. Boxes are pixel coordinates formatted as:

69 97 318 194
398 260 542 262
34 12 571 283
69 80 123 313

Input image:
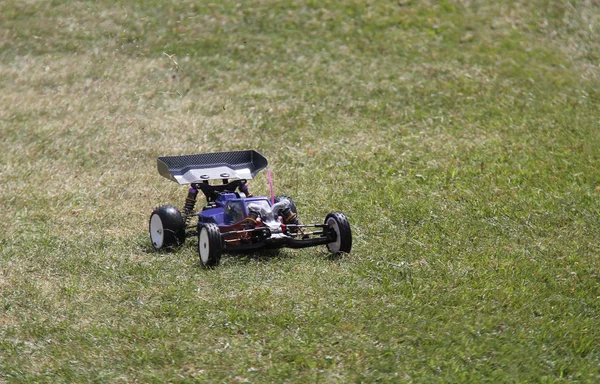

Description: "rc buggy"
148 150 352 267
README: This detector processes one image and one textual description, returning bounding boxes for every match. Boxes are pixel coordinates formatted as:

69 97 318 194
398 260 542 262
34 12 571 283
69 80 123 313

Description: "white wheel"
199 227 210 264
150 213 164 249
326 217 342 253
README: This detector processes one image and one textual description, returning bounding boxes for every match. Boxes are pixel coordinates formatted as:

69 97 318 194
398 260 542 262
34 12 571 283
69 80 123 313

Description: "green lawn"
1 0 599 382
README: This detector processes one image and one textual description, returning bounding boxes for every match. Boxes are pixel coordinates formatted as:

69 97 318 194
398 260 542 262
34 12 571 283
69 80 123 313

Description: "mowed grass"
1 0 599 382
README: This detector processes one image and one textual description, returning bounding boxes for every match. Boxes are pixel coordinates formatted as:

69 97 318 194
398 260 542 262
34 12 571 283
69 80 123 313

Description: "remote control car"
148 150 352 267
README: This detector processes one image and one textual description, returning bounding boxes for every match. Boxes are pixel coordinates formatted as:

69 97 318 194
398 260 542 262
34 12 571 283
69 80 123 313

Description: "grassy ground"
1 0 599 382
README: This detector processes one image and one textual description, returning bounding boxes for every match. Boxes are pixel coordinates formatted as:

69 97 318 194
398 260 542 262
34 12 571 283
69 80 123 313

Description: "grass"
1 0 599 382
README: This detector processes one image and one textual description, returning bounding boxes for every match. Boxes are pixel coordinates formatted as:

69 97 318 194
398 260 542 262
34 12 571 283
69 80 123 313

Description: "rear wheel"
149 205 186 249
198 223 223 268
325 212 352 254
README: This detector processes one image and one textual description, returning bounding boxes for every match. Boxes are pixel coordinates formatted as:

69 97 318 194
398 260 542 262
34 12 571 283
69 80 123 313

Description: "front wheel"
325 212 352 254
198 223 223 268
149 205 186 250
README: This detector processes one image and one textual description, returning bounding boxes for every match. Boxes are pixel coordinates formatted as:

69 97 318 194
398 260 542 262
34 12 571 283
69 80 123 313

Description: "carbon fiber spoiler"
157 150 268 184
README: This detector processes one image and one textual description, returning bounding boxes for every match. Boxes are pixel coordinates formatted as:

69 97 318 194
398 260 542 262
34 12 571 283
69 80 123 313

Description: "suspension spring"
183 186 199 226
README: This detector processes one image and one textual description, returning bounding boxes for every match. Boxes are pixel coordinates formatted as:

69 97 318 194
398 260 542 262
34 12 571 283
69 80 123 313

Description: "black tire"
325 212 352 254
274 196 297 215
198 223 223 268
149 205 186 250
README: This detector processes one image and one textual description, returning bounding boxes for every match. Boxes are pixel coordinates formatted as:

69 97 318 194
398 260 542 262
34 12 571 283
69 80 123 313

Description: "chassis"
149 150 352 267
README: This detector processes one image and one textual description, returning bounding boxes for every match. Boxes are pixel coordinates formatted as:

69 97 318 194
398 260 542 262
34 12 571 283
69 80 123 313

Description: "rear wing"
157 150 268 184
